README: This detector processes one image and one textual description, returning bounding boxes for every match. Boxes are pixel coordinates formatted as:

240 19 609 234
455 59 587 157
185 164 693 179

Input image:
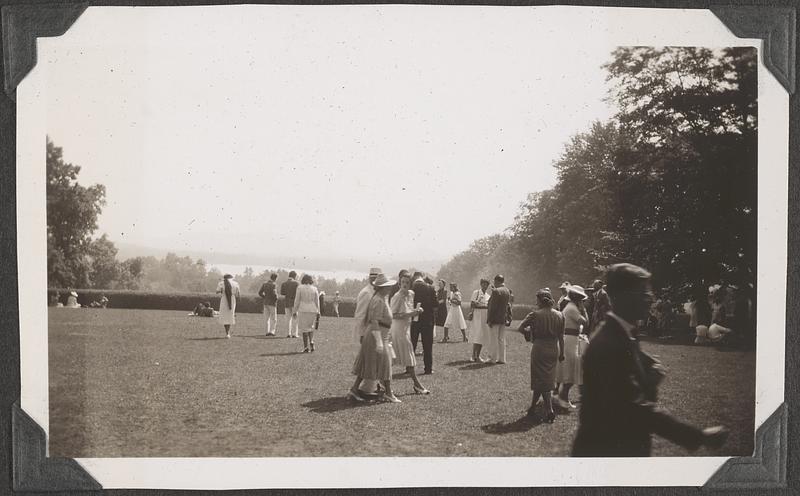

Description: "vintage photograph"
36 5 760 464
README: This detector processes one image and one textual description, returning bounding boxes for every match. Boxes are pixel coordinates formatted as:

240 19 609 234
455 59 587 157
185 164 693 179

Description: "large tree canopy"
437 47 757 303
47 138 107 288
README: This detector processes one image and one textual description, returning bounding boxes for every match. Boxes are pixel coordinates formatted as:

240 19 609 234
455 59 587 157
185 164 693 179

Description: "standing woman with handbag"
389 273 429 394
469 278 492 362
442 282 467 343
349 274 401 403
555 285 588 409
518 289 565 423
216 274 240 339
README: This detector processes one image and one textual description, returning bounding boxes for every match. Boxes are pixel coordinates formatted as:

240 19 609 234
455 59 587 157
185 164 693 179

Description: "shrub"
48 289 358 316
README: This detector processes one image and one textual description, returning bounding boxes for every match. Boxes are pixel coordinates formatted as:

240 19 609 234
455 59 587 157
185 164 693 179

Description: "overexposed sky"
42 5 618 263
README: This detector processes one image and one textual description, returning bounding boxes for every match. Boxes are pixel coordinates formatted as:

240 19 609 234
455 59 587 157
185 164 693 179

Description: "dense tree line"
438 47 757 303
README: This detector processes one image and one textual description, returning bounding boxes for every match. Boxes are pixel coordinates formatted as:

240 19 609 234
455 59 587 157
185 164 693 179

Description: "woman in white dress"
442 283 467 343
390 273 429 394
216 274 241 338
555 285 588 409
469 278 492 362
293 274 321 352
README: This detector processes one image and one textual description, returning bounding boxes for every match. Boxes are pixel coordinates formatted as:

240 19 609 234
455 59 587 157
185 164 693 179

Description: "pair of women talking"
349 272 431 403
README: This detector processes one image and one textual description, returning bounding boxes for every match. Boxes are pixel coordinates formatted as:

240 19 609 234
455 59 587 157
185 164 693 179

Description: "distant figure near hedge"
216 274 240 339
65 290 81 308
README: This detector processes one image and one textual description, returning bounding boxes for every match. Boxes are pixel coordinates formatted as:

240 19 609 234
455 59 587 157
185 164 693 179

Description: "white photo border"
16 4 787 488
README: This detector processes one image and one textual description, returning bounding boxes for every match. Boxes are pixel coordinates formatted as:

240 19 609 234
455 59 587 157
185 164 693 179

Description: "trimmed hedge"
49 288 538 320
49 289 358 316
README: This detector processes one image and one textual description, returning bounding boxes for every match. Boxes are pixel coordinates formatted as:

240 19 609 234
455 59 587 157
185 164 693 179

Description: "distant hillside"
114 241 444 276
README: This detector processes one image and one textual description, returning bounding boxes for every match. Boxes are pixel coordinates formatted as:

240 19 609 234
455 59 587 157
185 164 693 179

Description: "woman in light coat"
293 274 321 352
216 274 241 338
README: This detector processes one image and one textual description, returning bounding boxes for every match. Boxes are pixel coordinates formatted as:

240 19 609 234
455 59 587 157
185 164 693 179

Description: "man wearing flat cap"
572 263 729 456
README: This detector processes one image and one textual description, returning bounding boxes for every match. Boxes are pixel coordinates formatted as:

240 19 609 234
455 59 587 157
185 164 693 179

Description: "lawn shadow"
187 337 229 341
260 351 306 357
236 335 272 340
302 396 380 413
460 362 495 371
392 372 410 380
481 415 541 435
444 360 473 367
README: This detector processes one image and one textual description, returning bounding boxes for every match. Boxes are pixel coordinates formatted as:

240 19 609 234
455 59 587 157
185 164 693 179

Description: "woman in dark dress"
433 279 448 346
518 289 565 423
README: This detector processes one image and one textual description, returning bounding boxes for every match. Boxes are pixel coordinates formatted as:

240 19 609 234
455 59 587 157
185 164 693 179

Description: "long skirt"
390 318 416 367
219 296 236 326
445 305 467 330
531 338 559 391
470 308 491 345
352 328 392 381
555 334 583 385
297 311 317 333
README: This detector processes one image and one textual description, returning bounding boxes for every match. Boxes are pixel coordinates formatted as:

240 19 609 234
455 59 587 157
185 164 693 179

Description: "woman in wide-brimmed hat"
349 273 402 403
518 288 565 423
555 284 588 409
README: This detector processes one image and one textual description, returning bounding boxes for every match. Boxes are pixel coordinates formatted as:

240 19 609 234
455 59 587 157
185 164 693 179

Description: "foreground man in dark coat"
572 263 729 456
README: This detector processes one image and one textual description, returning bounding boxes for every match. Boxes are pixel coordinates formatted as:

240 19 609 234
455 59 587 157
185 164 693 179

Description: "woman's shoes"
383 394 402 403
413 385 431 395
347 389 364 402
310 342 315 352
439 337 449 343
302 348 309 353
545 411 556 423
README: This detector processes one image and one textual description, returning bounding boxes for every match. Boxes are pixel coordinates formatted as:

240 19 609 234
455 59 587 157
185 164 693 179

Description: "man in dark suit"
486 274 511 364
280 271 300 338
258 273 279 336
572 263 728 456
411 271 437 375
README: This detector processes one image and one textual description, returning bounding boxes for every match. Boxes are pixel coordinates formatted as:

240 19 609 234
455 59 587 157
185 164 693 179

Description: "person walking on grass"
519 289 565 423
555 284 588 410
281 271 300 338
293 274 320 352
572 263 729 456
349 273 401 403
486 274 511 364
469 278 492 362
442 282 467 343
216 274 240 339
333 291 341 318
390 273 430 395
258 273 279 336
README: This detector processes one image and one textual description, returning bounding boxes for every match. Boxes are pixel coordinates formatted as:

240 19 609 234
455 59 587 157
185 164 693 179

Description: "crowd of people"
58 260 731 456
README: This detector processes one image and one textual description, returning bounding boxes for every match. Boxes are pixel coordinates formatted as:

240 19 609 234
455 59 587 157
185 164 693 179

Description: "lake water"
208 263 367 282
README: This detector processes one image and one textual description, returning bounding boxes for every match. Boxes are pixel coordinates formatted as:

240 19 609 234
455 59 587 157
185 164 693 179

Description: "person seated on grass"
190 302 216 317
65 291 81 308
89 294 109 308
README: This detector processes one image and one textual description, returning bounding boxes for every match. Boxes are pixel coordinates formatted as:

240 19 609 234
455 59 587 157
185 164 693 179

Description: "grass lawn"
48 308 755 457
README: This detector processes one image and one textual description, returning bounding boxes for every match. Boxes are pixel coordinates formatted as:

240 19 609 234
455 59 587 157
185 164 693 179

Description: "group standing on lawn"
210 262 733 456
